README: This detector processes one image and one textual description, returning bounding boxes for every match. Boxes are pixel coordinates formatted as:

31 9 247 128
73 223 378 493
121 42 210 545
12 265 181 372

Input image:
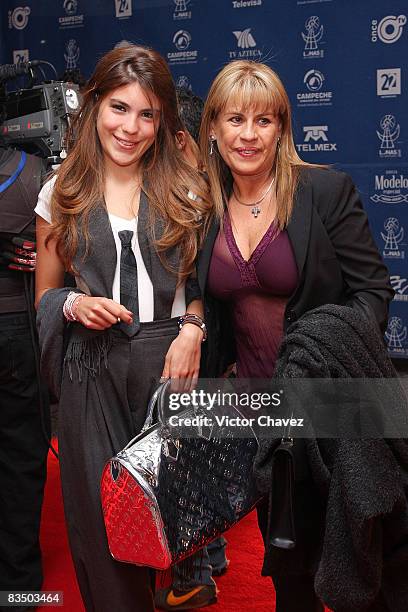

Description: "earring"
276 136 281 153
209 136 216 156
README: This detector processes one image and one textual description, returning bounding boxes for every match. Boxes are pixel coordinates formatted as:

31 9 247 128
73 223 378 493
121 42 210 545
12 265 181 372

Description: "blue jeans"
173 536 228 589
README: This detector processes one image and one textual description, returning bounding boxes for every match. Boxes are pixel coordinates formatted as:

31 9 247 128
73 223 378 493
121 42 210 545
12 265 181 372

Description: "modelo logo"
371 172 408 204
371 15 406 44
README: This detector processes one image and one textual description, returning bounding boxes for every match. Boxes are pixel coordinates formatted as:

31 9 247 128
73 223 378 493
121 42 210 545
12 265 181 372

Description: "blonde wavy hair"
199 60 315 229
48 45 211 277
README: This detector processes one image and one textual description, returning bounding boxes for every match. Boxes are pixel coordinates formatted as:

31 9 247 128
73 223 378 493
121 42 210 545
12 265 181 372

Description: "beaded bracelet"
63 291 85 322
178 313 207 342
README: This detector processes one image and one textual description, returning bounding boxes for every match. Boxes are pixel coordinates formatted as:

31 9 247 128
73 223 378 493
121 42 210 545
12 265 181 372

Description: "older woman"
197 61 393 611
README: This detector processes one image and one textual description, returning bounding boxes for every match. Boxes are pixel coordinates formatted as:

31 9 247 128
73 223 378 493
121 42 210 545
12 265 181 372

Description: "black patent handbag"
101 381 262 569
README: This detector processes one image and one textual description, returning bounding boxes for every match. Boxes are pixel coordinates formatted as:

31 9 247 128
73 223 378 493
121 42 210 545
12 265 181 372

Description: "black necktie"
118 230 140 336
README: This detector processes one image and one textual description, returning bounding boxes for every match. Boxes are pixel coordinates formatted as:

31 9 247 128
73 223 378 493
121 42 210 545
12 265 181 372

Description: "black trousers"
0 312 50 593
59 319 178 612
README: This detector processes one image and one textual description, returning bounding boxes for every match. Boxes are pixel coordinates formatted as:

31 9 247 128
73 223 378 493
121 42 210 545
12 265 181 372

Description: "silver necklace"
232 177 275 218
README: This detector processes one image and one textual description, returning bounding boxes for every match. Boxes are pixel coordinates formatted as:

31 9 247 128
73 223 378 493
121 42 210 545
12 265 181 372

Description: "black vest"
72 190 180 320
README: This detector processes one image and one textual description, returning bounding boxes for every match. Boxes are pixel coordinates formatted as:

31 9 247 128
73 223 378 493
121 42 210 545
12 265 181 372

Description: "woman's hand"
74 296 133 330
161 323 203 391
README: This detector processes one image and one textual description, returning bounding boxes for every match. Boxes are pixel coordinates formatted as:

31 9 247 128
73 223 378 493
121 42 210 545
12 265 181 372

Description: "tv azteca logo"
167 30 198 64
302 16 324 59
229 28 262 59
390 276 408 302
296 125 337 153
371 170 408 204
297 69 333 107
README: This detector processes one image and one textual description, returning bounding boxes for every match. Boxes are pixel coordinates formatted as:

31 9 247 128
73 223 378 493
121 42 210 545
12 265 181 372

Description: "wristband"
178 313 207 342
63 291 85 322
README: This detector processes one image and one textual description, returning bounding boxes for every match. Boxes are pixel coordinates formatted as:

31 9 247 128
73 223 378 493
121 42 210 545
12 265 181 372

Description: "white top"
35 176 186 322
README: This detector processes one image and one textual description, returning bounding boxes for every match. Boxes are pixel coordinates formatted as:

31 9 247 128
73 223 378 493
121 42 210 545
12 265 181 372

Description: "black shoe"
154 584 218 610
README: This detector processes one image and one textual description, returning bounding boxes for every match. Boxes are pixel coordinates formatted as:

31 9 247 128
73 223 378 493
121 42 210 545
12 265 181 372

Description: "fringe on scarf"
64 333 113 382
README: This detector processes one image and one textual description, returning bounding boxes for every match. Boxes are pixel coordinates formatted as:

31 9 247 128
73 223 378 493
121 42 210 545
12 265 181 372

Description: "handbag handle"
140 379 171 433
121 380 170 452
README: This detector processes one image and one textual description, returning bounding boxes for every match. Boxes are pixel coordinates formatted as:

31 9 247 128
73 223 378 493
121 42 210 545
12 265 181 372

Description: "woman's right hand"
74 296 133 330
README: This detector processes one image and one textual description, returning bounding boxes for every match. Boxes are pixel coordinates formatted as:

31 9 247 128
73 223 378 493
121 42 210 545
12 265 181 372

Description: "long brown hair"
49 45 210 277
199 60 316 228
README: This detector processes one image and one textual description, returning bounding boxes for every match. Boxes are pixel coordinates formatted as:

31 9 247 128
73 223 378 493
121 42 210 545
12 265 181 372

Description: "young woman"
35 45 210 612
197 60 394 611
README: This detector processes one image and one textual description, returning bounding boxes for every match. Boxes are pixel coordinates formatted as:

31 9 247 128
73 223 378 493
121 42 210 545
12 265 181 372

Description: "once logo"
377 68 401 97
8 6 31 30
233 28 257 49
304 69 324 91
173 30 192 50
372 15 406 44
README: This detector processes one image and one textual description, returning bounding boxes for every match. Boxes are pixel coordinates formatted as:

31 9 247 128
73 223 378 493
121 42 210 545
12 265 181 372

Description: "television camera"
0 60 81 164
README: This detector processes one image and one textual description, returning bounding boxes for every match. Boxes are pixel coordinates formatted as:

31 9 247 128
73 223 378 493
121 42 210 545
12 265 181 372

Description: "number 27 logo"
377 68 401 96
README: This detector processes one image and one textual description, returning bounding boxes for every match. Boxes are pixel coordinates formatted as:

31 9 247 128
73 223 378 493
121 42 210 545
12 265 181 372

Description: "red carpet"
38 447 330 611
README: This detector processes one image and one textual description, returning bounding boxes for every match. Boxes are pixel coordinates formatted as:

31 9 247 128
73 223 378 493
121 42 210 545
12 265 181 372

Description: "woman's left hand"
161 323 203 391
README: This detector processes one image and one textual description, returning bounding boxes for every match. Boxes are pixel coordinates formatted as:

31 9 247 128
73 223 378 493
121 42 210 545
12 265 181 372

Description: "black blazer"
198 167 394 376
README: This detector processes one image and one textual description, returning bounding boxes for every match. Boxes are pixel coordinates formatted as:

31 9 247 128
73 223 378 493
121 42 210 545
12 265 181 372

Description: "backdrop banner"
1 0 407 356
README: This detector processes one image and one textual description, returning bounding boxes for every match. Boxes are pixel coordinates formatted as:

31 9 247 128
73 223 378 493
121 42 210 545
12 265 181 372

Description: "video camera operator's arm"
35 216 65 309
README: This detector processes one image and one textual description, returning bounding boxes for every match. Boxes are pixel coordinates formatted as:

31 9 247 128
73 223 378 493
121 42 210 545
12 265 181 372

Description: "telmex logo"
372 15 407 44
296 125 337 152
304 125 328 142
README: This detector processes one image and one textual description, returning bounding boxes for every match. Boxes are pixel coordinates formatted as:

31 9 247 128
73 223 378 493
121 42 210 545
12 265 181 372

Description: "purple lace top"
207 212 298 378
